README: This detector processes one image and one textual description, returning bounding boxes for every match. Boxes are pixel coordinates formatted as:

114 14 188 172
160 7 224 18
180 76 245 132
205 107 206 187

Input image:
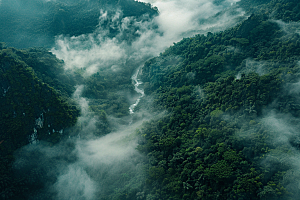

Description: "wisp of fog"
14 0 247 199
52 0 246 76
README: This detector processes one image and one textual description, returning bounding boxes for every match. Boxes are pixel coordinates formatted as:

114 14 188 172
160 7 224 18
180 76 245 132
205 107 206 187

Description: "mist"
139 0 245 36
232 74 300 199
14 92 150 199
236 59 270 79
273 20 300 36
52 0 246 76
259 110 300 199
12 0 248 199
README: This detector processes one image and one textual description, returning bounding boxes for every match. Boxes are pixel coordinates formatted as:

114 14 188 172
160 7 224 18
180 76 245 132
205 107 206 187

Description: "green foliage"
0 0 158 48
1 0 300 199
136 0 300 199
0 47 80 198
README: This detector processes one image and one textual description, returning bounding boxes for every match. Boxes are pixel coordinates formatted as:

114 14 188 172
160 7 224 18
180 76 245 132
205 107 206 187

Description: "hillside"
0 0 158 198
1 0 300 199
0 0 157 48
0 45 79 199
137 0 300 199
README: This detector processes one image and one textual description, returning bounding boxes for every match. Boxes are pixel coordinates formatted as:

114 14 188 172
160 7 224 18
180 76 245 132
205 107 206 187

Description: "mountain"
0 0 157 48
1 0 300 199
137 0 300 199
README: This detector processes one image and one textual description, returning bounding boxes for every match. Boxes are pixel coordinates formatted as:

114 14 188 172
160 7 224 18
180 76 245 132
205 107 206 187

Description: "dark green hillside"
0 46 79 199
0 45 137 198
137 0 300 199
240 0 300 22
0 0 158 48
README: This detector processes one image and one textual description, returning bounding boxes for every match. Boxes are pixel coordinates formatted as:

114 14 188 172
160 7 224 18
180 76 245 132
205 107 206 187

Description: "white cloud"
236 59 268 78
52 0 246 76
52 34 126 76
272 20 300 36
54 164 97 200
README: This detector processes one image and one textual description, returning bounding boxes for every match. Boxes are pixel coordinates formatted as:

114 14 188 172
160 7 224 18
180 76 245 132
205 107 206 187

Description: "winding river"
129 66 145 114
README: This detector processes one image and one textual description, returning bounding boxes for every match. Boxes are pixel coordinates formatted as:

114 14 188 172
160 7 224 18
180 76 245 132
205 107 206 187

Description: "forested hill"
0 45 80 198
1 0 300 199
0 1 158 198
0 0 157 48
137 0 300 199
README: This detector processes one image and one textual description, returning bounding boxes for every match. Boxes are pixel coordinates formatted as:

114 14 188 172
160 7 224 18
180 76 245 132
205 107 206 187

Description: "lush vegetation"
135 0 300 199
0 45 79 198
0 0 157 48
1 0 300 199
0 0 155 198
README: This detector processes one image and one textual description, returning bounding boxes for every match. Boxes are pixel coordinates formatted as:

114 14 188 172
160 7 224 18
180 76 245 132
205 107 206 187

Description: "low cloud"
52 0 246 76
193 85 205 99
54 164 97 200
261 112 298 145
139 0 245 36
13 79 162 199
236 59 269 79
273 20 300 36
259 111 300 199
52 33 127 76
14 93 150 199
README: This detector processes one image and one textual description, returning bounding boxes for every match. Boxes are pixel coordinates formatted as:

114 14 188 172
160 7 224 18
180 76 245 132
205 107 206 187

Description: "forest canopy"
1 0 300 199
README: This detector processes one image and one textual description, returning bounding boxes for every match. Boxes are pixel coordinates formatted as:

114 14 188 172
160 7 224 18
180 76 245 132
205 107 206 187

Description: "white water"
129 66 145 114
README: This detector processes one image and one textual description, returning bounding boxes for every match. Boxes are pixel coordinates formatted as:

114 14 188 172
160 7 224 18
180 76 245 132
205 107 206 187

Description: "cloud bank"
52 0 246 76
14 100 147 199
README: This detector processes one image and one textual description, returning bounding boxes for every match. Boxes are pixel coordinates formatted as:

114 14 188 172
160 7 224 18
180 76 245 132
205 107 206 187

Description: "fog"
232 75 300 199
14 98 150 199
236 59 270 79
139 0 244 36
12 0 248 199
52 0 246 76
273 20 300 36
259 110 300 199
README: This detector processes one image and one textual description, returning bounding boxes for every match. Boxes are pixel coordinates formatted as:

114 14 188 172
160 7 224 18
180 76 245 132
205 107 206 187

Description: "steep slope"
137 0 300 199
0 0 157 48
0 45 80 199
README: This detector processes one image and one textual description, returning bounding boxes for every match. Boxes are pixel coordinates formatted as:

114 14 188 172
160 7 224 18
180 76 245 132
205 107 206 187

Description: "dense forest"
138 0 300 199
1 0 300 199
0 0 157 48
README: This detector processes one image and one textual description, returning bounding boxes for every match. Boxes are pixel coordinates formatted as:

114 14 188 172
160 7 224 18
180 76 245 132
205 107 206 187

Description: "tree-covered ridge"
142 13 299 92
0 46 80 142
138 73 284 199
240 0 300 22
137 0 300 199
0 0 158 48
0 44 137 198
0 46 81 198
